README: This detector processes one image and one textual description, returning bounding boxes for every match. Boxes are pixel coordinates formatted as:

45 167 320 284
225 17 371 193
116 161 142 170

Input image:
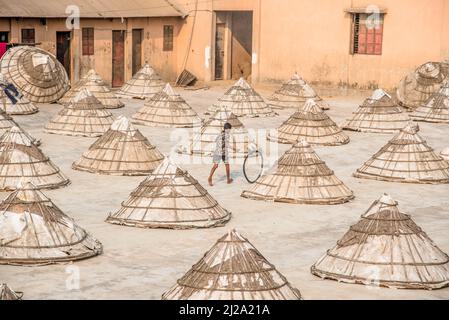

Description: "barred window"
163 25 173 52
82 28 94 56
352 13 384 55
21 29 35 44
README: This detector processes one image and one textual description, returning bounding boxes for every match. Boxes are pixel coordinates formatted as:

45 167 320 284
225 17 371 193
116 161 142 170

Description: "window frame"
82 27 95 56
21 28 35 44
350 13 384 56
163 25 174 52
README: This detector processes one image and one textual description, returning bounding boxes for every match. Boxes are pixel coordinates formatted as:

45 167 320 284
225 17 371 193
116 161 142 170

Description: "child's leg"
225 164 233 184
208 163 219 186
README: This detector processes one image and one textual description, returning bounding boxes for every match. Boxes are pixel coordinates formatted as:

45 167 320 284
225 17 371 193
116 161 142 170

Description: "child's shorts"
213 154 228 164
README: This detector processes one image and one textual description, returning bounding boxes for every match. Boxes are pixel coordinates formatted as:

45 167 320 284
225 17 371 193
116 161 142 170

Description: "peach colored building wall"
0 17 181 85
178 0 449 89
1 0 448 89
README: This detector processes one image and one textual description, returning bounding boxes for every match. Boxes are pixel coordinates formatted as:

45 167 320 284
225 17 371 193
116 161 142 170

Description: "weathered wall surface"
0 17 180 85
1 0 448 89
258 0 449 89
178 0 449 89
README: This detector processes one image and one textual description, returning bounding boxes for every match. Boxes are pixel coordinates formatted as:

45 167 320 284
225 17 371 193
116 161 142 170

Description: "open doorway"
56 31 71 77
132 29 143 76
0 32 8 43
214 11 253 81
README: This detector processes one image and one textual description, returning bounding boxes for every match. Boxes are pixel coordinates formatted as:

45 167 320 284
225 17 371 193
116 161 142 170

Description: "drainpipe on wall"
255 0 262 84
72 28 80 83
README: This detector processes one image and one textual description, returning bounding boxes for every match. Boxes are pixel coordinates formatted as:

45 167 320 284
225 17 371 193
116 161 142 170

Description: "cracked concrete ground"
1 83 449 300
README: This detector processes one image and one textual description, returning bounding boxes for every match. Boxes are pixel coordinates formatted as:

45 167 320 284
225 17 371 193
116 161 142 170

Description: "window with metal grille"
82 28 94 56
21 29 35 44
163 25 174 52
352 13 384 55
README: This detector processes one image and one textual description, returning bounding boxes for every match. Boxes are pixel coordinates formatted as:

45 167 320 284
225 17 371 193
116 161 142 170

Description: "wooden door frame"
112 30 126 87
213 11 233 81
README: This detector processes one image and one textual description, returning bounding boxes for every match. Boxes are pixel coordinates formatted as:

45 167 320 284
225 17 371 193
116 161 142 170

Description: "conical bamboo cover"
268 73 330 110
441 147 449 161
0 182 102 265
58 71 89 105
0 46 69 103
59 69 124 109
0 127 69 191
177 106 257 158
0 284 22 300
411 80 449 123
132 83 202 128
107 158 231 229
72 116 164 175
312 194 449 290
242 140 354 204
116 64 165 99
268 99 349 146
354 122 449 184
397 61 448 110
343 89 410 133
44 89 114 137
162 230 302 300
0 109 39 145
208 78 276 117
0 74 39 115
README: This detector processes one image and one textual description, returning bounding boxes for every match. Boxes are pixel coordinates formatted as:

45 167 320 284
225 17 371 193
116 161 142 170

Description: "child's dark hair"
224 122 232 130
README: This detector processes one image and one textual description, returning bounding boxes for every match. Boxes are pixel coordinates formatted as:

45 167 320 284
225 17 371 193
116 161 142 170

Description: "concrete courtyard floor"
2 83 449 300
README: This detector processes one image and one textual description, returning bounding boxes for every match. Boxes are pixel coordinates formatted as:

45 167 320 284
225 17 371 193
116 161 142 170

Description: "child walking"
208 122 236 186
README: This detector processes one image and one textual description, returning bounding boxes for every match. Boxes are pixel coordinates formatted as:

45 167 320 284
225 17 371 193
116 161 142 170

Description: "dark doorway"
215 23 226 80
56 31 71 77
214 11 253 80
231 11 253 80
0 32 8 43
132 29 143 75
112 30 125 87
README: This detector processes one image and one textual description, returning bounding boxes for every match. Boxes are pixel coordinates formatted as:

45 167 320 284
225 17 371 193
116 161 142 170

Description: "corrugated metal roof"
0 0 187 18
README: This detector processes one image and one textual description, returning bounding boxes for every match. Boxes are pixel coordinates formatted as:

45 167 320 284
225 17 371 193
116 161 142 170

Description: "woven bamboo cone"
397 61 448 111
411 80 449 123
0 284 22 300
106 158 231 229
312 194 449 290
0 182 102 265
343 89 410 133
58 71 89 105
441 147 449 161
45 89 114 137
162 229 302 300
0 109 39 145
72 116 164 176
59 69 124 109
268 73 330 110
268 99 349 146
177 106 258 158
0 46 69 103
207 78 276 117
132 83 202 128
0 74 39 115
354 122 449 184
116 64 165 99
0 126 69 191
242 140 354 204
